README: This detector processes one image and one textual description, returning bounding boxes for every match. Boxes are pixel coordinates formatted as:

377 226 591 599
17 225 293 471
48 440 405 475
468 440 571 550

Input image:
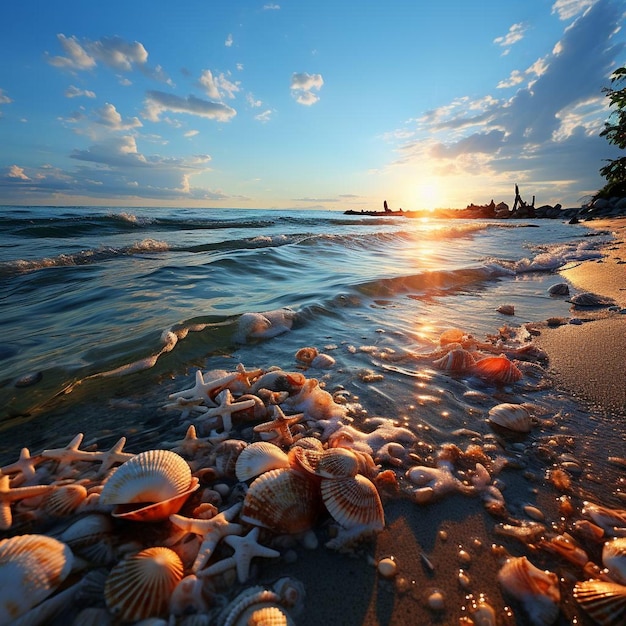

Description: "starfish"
169 502 244 572
163 425 212 458
201 389 257 433
223 526 280 583
0 472 53 530
168 370 238 402
253 404 304 446
1 447 41 485
96 437 135 476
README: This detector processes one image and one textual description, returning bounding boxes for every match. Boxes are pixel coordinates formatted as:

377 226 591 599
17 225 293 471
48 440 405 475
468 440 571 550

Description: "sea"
0 205 623 624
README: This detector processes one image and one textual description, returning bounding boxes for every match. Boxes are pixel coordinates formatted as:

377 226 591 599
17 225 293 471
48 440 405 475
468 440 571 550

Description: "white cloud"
95 103 143 130
263 3 280 9
46 34 96 70
494 23 527 53
199 70 241 100
225 34 233 47
290 72 324 106
255 109 273 122
294 91 320 106
184 129 199 137
552 0 597 20
143 91 237 122
65 85 96 98
0 89 13 104
247 93 262 108
7 165 30 180
497 70 525 89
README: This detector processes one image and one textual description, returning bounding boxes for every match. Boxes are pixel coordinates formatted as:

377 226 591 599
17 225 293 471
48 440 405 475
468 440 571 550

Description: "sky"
0 0 624 211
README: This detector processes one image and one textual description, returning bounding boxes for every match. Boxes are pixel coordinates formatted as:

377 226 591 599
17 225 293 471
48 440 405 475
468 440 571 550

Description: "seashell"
472 354 522 384
569 292 615 307
219 587 284 626
250 371 306 396
548 283 570 296
603 537 626 584
497 556 560 625
72 607 114 626
496 304 515 315
582 501 626 536
573 579 626 626
291 437 324 452
295 346 318 365
241 468 320 534
104 547 184 622
100 449 192 505
488 403 532 433
433 347 476 372
290 446 359 479
235 442 290 482
57 512 113 548
310 353 335 369
439 328 467 346
0 534 74 624
212 439 249 478
320 474 384 531
44 483 88 517
241 604 295 626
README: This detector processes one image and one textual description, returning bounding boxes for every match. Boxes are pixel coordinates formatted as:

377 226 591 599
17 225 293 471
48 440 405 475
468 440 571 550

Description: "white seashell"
497 556 560 625
100 449 192 505
235 442 290 482
310 353 335 369
290 446 359 479
57 512 113 547
44 483 88 517
320 474 384 531
291 437 324 452
488 403 532 433
548 283 570 296
241 468 320 534
0 534 74 624
573 579 626 626
105 547 184 622
433 347 476 372
603 537 626 584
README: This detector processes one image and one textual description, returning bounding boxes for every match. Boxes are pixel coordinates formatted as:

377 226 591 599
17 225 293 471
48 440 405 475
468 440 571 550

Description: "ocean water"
0 206 623 624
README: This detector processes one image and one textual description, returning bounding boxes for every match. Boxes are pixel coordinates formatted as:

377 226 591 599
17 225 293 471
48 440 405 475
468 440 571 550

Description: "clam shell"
320 474 384 530
472 355 522 384
488 403 532 433
45 483 88 517
433 348 476 372
497 556 560 626
310 353 335 369
603 538 626 584
241 468 320 534
100 449 192 506
291 447 359 479
582 501 626 535
0 534 73 624
104 547 184 622
548 283 570 296
573 579 626 626
569 292 614 307
235 442 290 482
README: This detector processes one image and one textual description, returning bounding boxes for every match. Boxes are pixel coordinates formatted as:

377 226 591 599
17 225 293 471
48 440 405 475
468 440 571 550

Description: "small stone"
378 557 397 578
427 589 445 611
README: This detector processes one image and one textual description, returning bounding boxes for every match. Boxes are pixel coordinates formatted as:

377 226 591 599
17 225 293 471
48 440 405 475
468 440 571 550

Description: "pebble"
377 557 398 578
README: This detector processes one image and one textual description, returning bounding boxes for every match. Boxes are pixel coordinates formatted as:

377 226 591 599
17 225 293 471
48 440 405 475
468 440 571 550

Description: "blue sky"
0 0 624 210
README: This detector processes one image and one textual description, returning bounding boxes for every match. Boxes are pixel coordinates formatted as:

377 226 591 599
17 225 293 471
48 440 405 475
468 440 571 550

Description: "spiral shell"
320 474 384 530
0 534 74 624
488 403 532 433
44 483 88 517
295 347 318 365
573 579 626 626
472 355 522 384
433 348 476 372
241 468 320 534
497 556 560 626
235 442 290 482
603 538 626 584
104 547 184 622
290 447 359 479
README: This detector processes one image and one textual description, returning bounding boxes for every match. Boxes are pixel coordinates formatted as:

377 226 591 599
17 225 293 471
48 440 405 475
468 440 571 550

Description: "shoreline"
533 217 626 415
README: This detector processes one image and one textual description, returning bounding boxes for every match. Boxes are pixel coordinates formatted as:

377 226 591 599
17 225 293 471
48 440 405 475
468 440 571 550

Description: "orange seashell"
472 354 522 383
45 483 88 517
105 547 184 622
295 346 318 365
321 474 384 531
290 447 359 479
603 538 626 585
573 579 626 626
433 348 476 372
439 328 467 346
241 468 320 534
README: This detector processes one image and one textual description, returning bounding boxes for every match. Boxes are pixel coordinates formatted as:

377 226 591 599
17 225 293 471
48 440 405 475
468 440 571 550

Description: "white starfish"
169 502 243 572
201 389 257 433
168 370 238 402
97 437 135 476
223 526 280 583
0 472 52 530
1 447 41 485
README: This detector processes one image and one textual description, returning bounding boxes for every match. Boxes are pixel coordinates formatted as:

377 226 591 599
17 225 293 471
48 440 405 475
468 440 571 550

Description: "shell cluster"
0 327 624 625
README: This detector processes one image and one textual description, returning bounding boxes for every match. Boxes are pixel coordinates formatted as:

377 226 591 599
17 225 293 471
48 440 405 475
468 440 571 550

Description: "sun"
416 181 441 211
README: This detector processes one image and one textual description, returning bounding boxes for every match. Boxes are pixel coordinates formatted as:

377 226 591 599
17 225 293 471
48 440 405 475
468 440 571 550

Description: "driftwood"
512 184 535 211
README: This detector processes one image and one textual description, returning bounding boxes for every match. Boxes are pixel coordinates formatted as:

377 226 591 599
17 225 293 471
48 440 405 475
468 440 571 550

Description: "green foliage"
598 66 626 194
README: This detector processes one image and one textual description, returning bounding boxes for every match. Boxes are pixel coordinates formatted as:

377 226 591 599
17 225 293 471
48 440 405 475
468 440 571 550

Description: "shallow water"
0 206 623 625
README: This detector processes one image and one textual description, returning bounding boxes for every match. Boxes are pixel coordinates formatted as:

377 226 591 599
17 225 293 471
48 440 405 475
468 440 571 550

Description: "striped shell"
104 547 184 622
45 483 88 517
290 447 359 479
573 579 626 626
582 501 626 535
310 353 336 369
320 474 384 530
241 468 320 534
488 403 532 433
472 354 522 384
603 538 626 584
433 348 476 372
497 556 560 626
235 442 290 482
0 534 74 624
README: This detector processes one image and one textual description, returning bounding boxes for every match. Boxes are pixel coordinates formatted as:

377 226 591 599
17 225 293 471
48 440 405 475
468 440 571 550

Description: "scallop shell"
310 353 336 369
488 403 532 433
241 468 320 534
104 547 184 622
603 538 626 584
569 292 615 307
433 348 476 372
320 474 384 530
45 483 88 517
235 442 290 482
548 283 570 296
472 354 522 384
291 437 324 452
582 501 626 535
290 447 359 479
0 534 74 624
497 556 560 626
573 579 626 626
100 449 192 505
239 604 295 626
